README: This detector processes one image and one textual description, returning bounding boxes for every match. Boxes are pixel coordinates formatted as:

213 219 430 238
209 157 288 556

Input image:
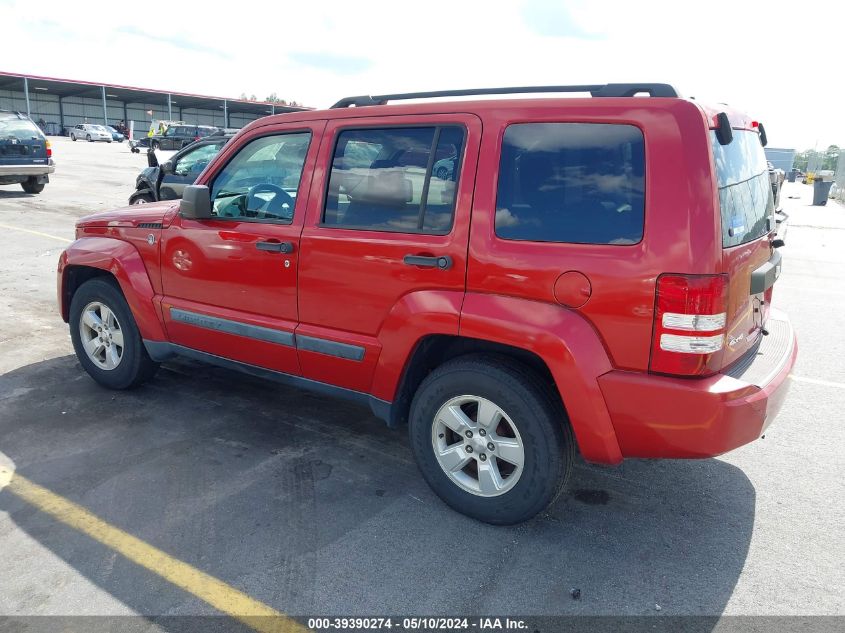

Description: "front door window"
210 132 312 223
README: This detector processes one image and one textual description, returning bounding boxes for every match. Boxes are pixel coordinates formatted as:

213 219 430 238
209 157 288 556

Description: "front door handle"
403 254 453 270
256 241 294 254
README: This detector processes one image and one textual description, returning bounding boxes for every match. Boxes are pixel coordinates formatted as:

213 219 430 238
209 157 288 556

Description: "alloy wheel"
431 395 525 497
78 301 125 370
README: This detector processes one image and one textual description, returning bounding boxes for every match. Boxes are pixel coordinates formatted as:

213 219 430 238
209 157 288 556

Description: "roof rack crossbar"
331 83 679 108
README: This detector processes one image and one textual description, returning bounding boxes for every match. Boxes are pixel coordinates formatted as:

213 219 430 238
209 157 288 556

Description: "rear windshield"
711 130 774 247
0 114 43 141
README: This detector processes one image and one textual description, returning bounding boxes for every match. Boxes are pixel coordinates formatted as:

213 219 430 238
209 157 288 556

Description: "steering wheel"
246 183 294 219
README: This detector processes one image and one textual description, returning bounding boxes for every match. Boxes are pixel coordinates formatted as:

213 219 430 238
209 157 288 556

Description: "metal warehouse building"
764 147 797 173
0 71 306 136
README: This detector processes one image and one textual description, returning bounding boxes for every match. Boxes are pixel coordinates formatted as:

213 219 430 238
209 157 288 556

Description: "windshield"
0 114 43 141
711 130 774 247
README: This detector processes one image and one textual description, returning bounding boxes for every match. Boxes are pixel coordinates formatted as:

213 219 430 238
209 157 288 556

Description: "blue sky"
1 0 843 149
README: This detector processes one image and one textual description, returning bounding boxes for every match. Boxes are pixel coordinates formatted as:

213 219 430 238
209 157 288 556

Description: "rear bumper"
0 162 55 176
598 310 797 459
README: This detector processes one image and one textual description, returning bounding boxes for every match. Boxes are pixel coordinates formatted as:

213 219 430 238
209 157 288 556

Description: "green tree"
793 150 810 172
823 145 840 171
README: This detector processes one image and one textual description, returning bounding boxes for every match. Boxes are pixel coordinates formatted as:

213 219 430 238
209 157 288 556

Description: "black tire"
129 191 154 205
69 277 159 390
409 355 574 524
86 134 92 142
436 167 449 180
21 178 45 194
71 133 77 141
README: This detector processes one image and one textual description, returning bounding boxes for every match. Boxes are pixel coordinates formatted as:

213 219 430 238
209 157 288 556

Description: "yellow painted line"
789 375 845 390
0 222 71 243
0 469 306 633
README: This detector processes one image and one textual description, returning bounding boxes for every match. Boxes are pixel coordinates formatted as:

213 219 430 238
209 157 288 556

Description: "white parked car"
69 124 113 143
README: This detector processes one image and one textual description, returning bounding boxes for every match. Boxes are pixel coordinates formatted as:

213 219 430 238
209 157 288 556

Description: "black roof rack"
331 83 679 108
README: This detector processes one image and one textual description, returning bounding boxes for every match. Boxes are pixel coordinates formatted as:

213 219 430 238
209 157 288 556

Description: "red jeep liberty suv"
57 84 797 524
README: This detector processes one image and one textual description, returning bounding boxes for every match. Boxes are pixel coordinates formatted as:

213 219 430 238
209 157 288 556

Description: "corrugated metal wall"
1 88 263 136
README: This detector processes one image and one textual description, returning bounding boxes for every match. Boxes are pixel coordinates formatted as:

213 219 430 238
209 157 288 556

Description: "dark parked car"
129 135 231 204
0 110 54 194
149 124 219 151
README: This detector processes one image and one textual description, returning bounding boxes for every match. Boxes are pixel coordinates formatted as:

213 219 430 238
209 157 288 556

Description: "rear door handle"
256 241 294 254
403 254 453 270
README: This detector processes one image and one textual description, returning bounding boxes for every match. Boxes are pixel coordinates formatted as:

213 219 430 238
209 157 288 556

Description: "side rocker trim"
143 340 391 422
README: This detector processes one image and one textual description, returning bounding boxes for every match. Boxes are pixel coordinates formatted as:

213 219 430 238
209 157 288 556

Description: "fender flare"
58 237 167 341
459 293 623 465
130 185 157 203
370 289 464 402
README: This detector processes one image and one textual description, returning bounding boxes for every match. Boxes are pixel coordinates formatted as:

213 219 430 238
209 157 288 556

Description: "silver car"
69 124 113 143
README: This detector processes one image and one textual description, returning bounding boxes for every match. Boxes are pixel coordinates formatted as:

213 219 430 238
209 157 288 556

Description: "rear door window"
322 126 465 234
495 123 645 245
710 130 773 247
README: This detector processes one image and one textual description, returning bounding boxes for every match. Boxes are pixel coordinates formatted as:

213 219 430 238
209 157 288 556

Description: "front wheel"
129 191 154 205
21 178 45 194
70 133 77 141
86 134 92 142
69 278 159 389
409 355 574 524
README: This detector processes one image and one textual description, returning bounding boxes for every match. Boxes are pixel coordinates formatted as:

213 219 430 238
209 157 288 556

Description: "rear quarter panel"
468 99 722 372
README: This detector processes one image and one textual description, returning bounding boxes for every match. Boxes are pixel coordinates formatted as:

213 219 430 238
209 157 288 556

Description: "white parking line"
789 375 845 389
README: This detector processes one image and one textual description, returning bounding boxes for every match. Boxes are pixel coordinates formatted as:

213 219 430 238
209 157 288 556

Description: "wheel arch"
386 334 561 430
58 237 167 342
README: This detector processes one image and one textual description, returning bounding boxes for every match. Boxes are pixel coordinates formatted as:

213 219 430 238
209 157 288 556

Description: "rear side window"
495 123 645 245
710 130 773 247
323 126 465 234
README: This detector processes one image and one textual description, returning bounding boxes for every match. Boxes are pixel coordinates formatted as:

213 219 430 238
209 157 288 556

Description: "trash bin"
787 169 797 183
813 179 833 206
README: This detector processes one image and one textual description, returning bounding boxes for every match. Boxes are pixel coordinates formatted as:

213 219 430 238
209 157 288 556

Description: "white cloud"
1 0 843 149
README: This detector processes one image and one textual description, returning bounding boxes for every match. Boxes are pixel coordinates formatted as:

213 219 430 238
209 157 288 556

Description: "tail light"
650 274 728 376
45 139 52 158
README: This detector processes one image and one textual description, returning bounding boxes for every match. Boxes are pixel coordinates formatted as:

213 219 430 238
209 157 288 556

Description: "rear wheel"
436 166 449 180
409 355 573 524
21 178 45 194
69 278 159 389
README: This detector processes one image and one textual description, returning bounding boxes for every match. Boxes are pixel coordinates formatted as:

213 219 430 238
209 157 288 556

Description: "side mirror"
162 160 174 174
146 149 158 168
181 185 212 219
